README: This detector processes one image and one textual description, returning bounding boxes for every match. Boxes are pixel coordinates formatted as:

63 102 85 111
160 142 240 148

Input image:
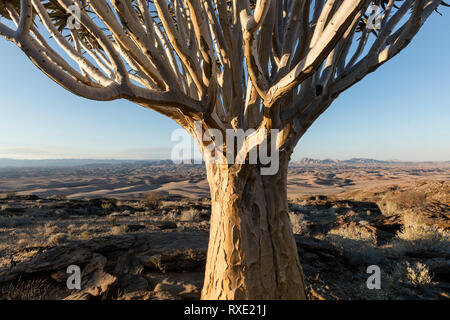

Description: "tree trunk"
201 154 307 299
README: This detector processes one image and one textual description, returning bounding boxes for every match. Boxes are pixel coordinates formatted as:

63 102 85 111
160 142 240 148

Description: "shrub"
390 209 450 253
0 191 17 199
326 225 386 266
180 208 201 222
393 223 450 253
142 191 164 208
289 212 307 234
405 262 434 286
389 261 434 289
396 191 427 210
328 225 373 242
79 231 91 240
379 190 427 216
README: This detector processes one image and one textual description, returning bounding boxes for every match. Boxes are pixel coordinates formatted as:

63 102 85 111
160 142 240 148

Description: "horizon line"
0 157 448 163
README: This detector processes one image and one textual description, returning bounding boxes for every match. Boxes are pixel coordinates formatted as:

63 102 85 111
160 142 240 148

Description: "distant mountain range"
0 157 447 168
291 157 448 166
0 158 173 167
293 157 388 165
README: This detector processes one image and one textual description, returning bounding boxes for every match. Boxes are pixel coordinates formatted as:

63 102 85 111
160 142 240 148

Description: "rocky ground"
0 180 449 300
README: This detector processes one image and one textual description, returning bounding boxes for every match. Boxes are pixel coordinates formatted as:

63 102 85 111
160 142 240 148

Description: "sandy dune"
0 162 449 200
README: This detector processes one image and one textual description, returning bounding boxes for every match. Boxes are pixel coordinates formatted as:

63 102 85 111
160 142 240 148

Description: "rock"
302 252 319 262
343 248 385 267
117 274 148 292
153 278 196 299
152 290 179 300
88 207 105 216
0 232 208 285
80 253 118 297
73 208 89 215
178 284 201 300
3 207 26 214
118 290 153 300
0 248 93 283
22 194 40 201
154 279 179 293
439 292 450 300
429 262 450 282
63 254 118 300
55 209 69 216
200 221 209 227
114 251 143 275
140 249 206 272
370 214 402 233
51 269 68 283
113 251 148 293
436 282 450 290
64 292 94 300
156 221 177 230
108 211 129 217
295 237 341 258
197 210 211 220
300 263 317 274
126 224 146 232
405 249 450 259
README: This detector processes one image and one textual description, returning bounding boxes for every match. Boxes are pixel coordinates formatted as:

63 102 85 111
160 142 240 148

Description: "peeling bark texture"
202 154 307 299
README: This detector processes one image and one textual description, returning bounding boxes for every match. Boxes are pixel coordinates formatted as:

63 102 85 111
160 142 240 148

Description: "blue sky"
0 12 449 161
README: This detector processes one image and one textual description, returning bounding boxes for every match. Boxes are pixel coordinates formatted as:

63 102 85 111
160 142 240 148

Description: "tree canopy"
0 1 446 144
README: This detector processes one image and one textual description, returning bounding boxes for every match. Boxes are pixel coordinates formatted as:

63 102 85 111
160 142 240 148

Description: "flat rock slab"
0 232 209 283
0 232 345 284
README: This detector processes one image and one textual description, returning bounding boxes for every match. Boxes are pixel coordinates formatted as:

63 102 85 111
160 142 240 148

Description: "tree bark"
201 154 307 299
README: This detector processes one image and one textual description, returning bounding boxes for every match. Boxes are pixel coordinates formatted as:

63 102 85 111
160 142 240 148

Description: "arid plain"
0 160 449 300
0 159 448 200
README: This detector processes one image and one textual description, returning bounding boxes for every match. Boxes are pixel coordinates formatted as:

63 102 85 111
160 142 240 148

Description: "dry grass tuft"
47 233 67 245
111 225 128 235
0 278 67 300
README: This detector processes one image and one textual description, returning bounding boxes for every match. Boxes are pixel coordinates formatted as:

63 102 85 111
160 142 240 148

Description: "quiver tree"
0 0 447 299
